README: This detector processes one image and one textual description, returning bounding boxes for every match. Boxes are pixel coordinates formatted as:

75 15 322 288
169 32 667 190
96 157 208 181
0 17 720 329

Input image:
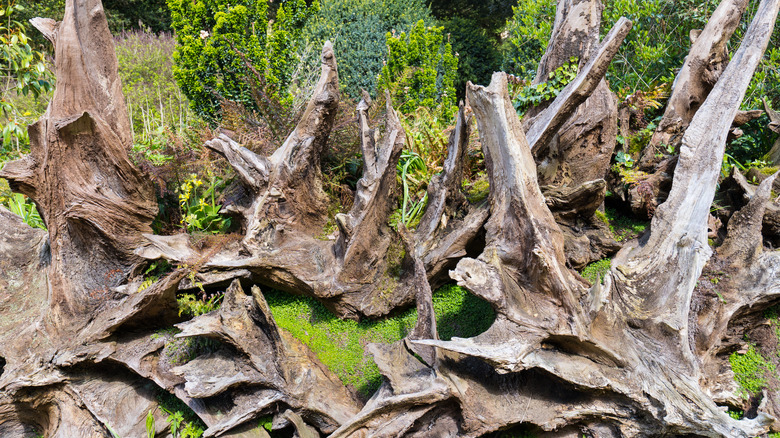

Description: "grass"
265 283 495 398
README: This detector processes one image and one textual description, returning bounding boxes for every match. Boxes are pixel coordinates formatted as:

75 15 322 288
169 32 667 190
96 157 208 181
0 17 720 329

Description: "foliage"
115 31 196 143
177 292 223 318
603 205 648 242
177 173 232 234
439 17 502 96
726 114 776 166
265 283 495 398
145 410 155 438
729 344 776 398
0 2 52 154
157 389 207 438
378 20 458 121
302 0 431 99
580 259 612 285
131 127 174 166
16 0 172 41
395 150 429 229
167 0 318 124
501 0 555 79
501 0 779 107
614 151 635 169
0 192 45 229
512 58 578 116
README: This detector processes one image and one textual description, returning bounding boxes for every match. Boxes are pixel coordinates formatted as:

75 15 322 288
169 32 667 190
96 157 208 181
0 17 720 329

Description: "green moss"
759 166 779 175
265 283 495 399
580 259 611 285
604 206 648 242
464 177 490 204
594 209 610 226
626 127 654 157
729 344 776 397
385 239 406 279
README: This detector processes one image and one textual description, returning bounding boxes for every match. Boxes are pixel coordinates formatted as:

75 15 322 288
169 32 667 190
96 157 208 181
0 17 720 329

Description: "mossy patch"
464 175 490 204
729 344 776 398
604 206 648 242
265 283 495 399
580 259 611 285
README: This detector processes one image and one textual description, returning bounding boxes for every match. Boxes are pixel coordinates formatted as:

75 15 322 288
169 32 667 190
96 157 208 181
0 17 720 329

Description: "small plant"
1 192 45 229
727 408 743 420
138 260 172 292
729 344 776 398
178 173 232 234
512 58 578 117
132 126 173 166
157 390 207 438
177 292 223 317
580 259 612 285
145 410 156 438
396 150 430 229
603 206 648 242
614 151 635 169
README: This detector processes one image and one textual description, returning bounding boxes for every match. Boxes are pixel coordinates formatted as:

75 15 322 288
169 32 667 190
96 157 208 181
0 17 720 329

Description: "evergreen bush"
167 0 317 124
302 0 431 99
377 20 457 120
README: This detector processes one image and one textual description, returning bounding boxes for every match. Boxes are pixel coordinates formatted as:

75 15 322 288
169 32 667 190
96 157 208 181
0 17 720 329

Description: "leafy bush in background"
0 2 53 155
302 0 431 99
378 20 457 120
17 0 172 39
501 0 555 79
440 17 502 95
115 31 196 143
167 0 317 124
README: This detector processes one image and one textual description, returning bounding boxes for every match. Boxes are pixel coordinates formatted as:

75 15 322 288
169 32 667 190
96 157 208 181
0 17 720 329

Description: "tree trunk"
1 0 780 436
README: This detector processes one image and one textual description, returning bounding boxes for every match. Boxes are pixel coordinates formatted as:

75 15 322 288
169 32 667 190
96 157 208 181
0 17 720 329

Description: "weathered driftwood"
140 57 487 318
524 16 631 154
2 0 780 436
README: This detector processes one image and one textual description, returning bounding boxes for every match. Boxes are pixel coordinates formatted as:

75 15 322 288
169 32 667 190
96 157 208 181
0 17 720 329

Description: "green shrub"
378 20 458 120
439 17 502 95
0 2 53 154
167 0 317 124
501 0 555 79
302 0 431 99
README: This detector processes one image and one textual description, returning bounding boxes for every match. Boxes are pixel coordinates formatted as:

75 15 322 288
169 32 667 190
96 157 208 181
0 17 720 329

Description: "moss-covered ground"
264 283 495 399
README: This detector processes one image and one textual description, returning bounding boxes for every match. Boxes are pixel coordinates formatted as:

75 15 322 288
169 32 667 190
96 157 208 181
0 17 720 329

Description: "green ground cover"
264 283 495 398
